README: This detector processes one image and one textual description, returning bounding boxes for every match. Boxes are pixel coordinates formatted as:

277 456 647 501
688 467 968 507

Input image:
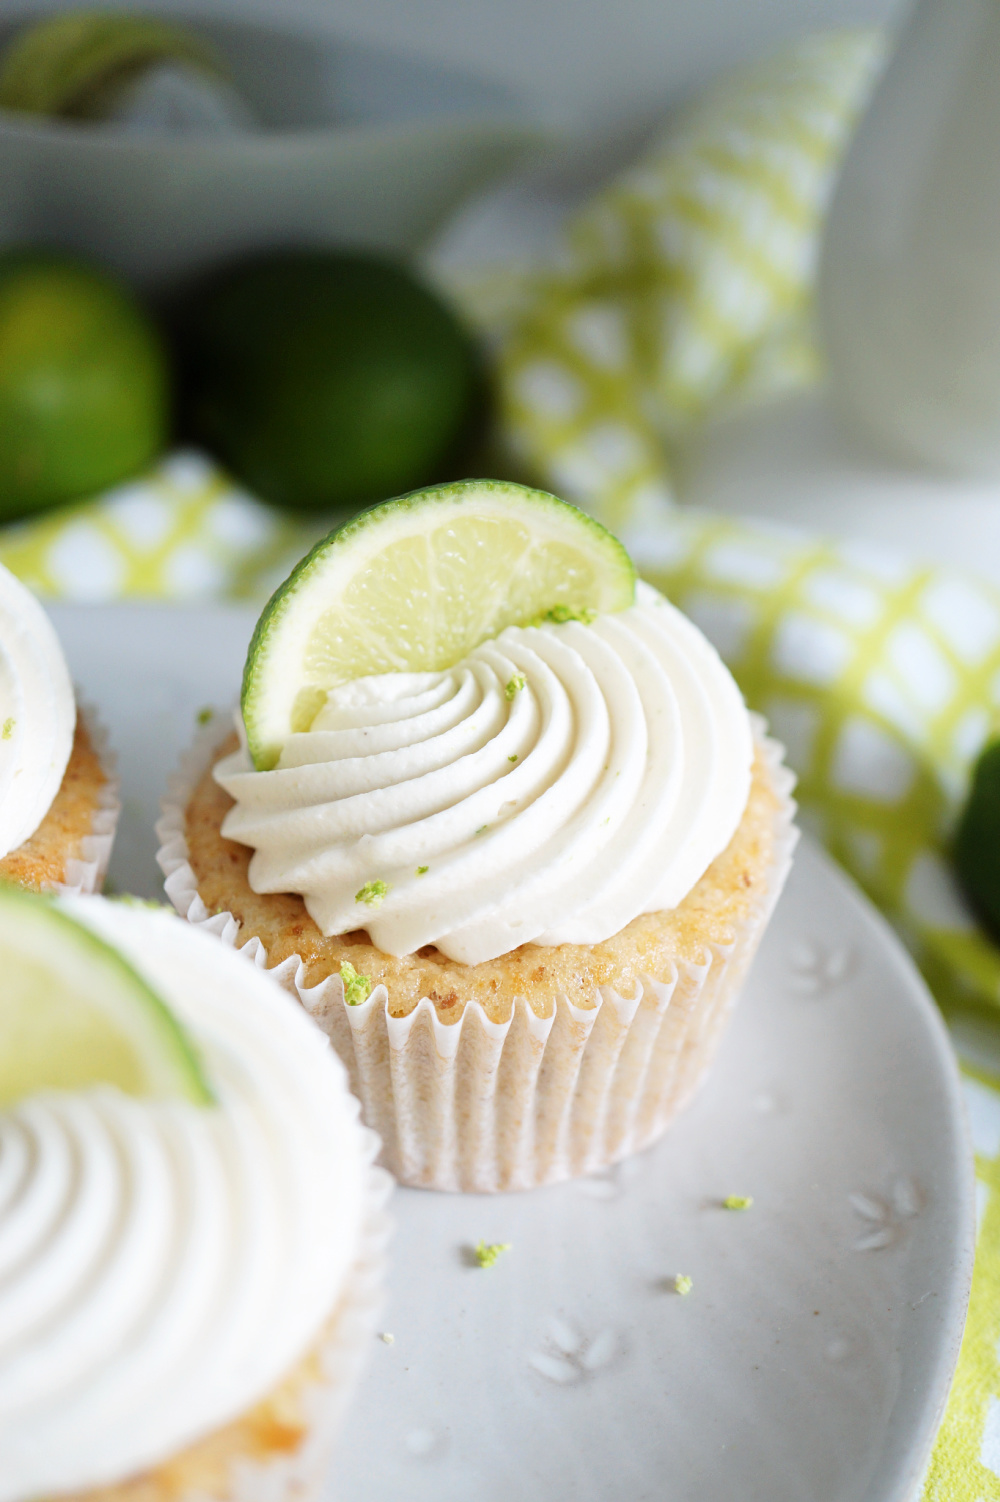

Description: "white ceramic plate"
50 602 975 1502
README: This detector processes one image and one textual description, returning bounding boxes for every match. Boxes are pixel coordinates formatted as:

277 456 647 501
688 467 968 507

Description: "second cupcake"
159 480 796 1191
0 560 118 892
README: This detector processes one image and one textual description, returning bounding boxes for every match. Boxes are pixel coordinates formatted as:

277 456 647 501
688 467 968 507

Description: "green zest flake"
355 880 388 907
530 603 597 626
196 706 213 725
505 674 526 701
416 865 429 875
508 754 518 762
475 824 489 836
475 1240 511 1268
1 717 13 740
339 960 371 1007
723 1194 753 1211
674 1274 693 1297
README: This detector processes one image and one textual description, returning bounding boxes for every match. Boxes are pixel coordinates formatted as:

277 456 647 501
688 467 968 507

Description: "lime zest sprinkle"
505 674 526 701
508 754 518 762
416 865 429 875
355 880 388 907
723 1194 753 1210
475 1240 511 1268
196 706 213 725
674 1274 693 1296
530 603 597 627
339 960 371 1007
1 717 14 740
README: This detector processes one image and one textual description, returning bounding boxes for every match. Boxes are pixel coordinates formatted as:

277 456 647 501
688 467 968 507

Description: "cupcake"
0 888 390 1502
0 561 118 892
158 480 796 1191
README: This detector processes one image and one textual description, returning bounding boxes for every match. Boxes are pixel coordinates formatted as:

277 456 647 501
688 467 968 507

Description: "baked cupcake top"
0 894 366 1500
0 561 75 859
217 582 752 964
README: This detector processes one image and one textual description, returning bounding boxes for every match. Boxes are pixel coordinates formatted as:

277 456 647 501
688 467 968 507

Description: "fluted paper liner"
157 713 796 1192
222 1130 392 1502
55 702 121 897
74 1121 392 1502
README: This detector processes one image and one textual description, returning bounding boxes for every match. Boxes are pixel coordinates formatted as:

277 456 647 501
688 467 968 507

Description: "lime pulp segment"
241 479 637 770
0 888 212 1108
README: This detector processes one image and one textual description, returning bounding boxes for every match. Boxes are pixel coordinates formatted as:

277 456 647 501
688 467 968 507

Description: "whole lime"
955 738 1000 942
0 250 168 521
174 251 480 512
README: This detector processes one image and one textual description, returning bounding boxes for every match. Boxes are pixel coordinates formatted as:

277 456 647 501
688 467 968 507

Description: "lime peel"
475 1240 511 1268
355 880 388 907
339 960 371 1007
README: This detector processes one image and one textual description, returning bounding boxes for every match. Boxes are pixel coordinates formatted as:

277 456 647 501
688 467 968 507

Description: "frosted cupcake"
0 561 118 891
0 888 389 1502
159 481 796 1191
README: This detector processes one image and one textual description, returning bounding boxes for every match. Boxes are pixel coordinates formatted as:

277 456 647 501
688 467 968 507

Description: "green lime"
0 250 168 521
0 11 226 118
955 738 1000 941
174 251 480 513
242 477 636 770
0 887 212 1108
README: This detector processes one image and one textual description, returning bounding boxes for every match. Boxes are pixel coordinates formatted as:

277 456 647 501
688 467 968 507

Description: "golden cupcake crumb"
53 1303 345 1502
184 735 781 1026
0 718 108 891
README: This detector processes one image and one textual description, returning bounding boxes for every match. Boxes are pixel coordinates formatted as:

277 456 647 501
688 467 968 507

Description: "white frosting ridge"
0 562 75 860
0 900 365 1500
217 582 754 965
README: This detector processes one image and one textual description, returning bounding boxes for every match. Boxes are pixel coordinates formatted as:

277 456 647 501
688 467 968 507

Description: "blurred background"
0 0 901 131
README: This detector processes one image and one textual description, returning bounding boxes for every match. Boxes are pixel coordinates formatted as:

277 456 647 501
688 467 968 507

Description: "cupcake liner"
54 701 121 897
158 714 797 1192
75 1122 392 1502
221 1127 393 1502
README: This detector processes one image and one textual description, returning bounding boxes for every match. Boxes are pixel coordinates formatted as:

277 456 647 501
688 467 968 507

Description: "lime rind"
242 479 636 770
0 887 213 1108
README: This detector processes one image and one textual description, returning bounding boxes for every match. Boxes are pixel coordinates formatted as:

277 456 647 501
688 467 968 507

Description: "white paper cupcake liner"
74 1123 392 1502
222 1128 393 1502
54 701 121 897
158 714 797 1193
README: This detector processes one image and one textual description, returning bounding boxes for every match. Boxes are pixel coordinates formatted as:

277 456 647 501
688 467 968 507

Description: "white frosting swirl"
0 562 75 860
0 899 365 1500
217 583 754 966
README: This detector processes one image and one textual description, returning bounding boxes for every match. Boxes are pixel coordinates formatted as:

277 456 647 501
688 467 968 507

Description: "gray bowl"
0 6 548 287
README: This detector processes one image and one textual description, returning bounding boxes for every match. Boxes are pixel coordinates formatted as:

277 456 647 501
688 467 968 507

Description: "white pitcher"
819 0 1000 476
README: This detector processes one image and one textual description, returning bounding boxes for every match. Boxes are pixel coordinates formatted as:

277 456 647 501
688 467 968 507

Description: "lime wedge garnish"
0 888 212 1108
242 479 636 770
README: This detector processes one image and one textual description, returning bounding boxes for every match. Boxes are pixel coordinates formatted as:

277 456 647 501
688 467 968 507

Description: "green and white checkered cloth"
6 27 1000 1492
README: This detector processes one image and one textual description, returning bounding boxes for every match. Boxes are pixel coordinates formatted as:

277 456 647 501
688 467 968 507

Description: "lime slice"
242 478 636 770
0 888 212 1108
